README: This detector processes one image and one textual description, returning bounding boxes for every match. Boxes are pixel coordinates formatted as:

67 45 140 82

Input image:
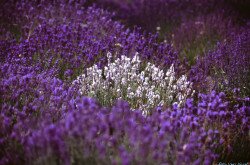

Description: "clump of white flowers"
74 52 194 115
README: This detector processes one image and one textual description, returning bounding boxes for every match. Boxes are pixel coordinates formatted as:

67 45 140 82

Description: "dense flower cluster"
190 29 250 96
0 0 249 164
74 52 194 115
0 0 181 81
23 93 249 164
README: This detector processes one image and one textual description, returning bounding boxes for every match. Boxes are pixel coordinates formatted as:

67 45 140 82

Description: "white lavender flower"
73 52 194 115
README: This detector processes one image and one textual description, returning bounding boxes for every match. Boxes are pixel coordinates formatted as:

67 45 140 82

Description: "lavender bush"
190 29 250 96
16 93 250 164
0 0 249 164
74 52 194 115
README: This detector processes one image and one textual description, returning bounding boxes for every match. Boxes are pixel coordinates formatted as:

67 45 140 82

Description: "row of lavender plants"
0 0 249 164
93 0 249 65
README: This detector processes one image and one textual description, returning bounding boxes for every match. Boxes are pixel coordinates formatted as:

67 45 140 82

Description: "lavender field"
0 0 249 164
